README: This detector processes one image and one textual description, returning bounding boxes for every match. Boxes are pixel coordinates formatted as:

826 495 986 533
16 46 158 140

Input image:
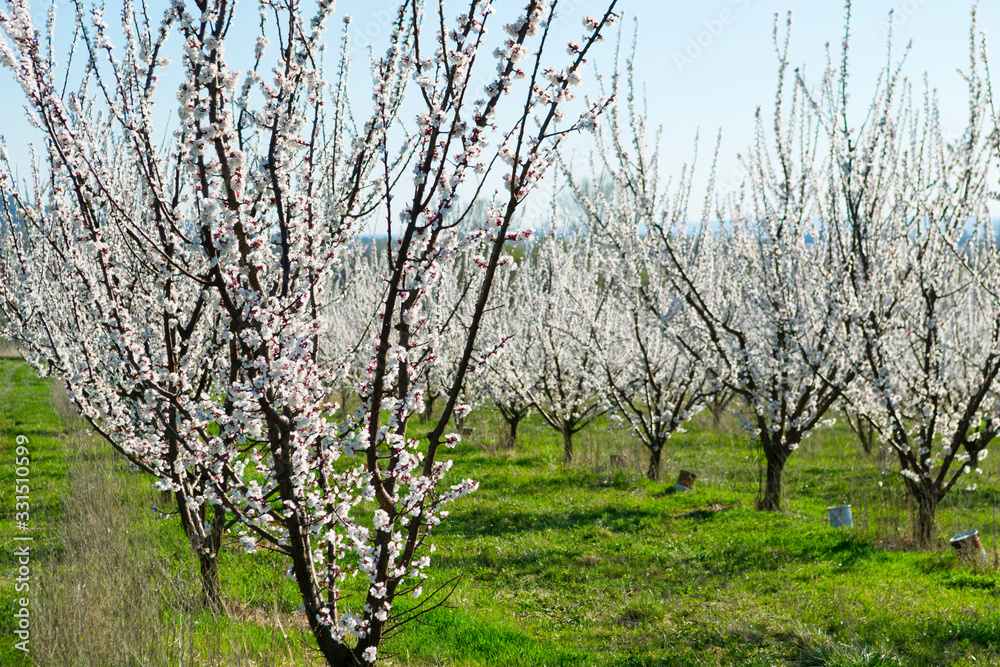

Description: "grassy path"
0 360 66 665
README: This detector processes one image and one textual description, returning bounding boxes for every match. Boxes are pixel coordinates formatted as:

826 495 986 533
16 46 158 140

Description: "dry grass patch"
33 387 322 667
0 338 20 358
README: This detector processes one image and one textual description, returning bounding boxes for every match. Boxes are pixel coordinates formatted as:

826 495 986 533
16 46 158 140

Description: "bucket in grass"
675 470 697 492
827 504 853 528
950 530 987 562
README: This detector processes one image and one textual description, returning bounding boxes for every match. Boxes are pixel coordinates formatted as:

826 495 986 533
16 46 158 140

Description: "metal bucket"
827 504 853 528
950 530 987 562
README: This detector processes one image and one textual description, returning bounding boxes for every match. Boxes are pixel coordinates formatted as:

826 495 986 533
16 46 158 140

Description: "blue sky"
623 1 995 195
0 1 992 216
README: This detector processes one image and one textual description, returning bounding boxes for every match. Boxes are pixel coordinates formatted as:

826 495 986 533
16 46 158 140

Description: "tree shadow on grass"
945 614 1000 646
693 530 881 579
465 468 634 498
439 503 662 538
440 499 740 540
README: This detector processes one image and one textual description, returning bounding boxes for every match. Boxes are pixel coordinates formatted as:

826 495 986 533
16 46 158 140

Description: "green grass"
0 360 67 666
377 409 1000 666
2 359 999 665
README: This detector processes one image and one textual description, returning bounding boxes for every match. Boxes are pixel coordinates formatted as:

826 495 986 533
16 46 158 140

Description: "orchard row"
0 2 995 666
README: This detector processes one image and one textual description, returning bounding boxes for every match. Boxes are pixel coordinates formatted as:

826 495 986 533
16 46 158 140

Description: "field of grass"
2 357 1000 666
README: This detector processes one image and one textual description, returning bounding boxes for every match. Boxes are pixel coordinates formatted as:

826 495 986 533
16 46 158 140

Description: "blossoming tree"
0 1 618 664
570 17 863 510
474 249 535 448
821 10 998 546
497 225 608 462
564 41 711 479
593 288 707 481
0 140 232 609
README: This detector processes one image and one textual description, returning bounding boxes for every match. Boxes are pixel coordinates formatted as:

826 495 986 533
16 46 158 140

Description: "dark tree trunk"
562 428 573 463
422 392 437 422
497 402 528 449
914 489 939 549
504 414 521 449
710 405 724 429
759 442 788 512
176 489 225 612
292 546 357 666
198 551 222 612
708 390 735 429
198 505 226 612
271 425 356 666
646 447 662 481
